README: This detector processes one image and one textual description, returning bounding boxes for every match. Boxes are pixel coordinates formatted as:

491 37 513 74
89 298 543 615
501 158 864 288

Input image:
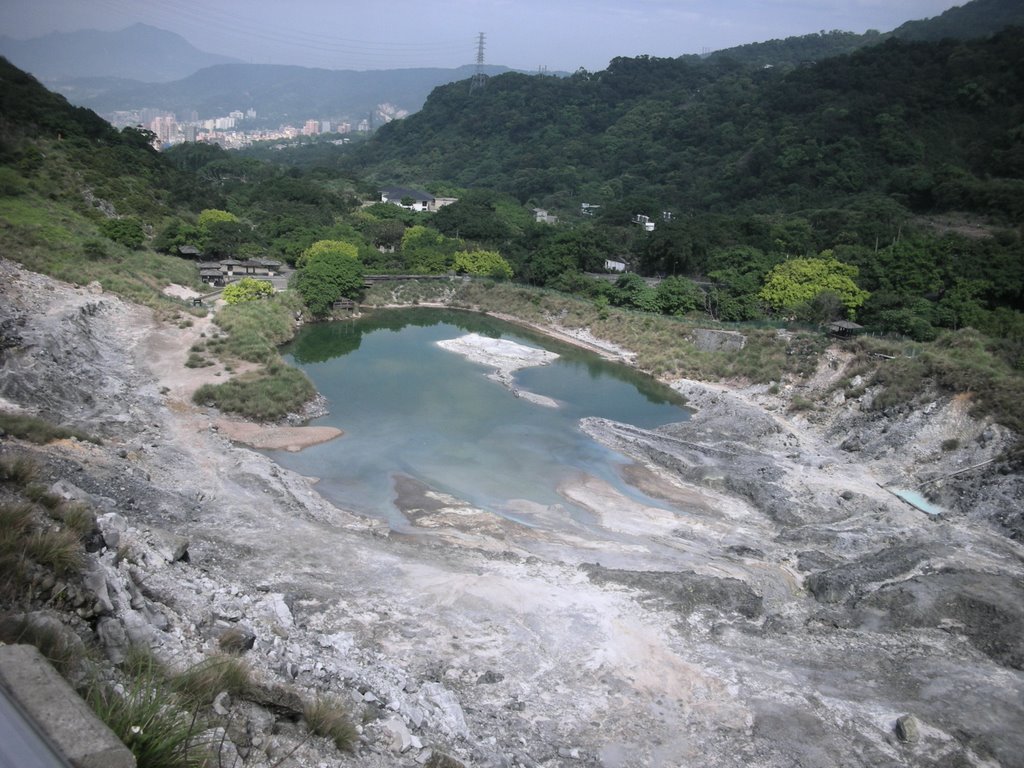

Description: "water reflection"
276 308 690 528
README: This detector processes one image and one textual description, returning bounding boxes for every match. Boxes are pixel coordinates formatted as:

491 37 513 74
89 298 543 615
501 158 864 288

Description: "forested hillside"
352 29 1024 221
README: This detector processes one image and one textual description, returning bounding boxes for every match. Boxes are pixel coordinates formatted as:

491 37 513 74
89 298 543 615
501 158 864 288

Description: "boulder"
895 714 920 743
147 526 189 563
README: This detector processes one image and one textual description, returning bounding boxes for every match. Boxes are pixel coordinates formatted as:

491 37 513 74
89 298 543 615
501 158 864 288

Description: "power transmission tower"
470 32 487 92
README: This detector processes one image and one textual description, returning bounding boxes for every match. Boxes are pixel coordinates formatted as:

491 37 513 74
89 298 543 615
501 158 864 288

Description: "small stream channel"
267 308 692 531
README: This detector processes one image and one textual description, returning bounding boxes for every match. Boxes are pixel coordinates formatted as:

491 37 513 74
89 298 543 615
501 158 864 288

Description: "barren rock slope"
2 260 1023 768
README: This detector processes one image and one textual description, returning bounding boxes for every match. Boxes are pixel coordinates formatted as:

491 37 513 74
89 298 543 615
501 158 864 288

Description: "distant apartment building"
303 120 320 136
149 115 177 144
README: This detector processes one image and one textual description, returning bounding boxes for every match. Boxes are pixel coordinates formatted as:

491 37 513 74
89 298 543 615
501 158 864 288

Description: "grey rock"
81 561 114 614
148 527 189 563
895 714 919 743
380 716 415 753
95 616 130 664
581 564 763 619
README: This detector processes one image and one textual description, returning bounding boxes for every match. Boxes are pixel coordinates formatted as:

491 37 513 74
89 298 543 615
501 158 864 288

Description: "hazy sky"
1 0 967 72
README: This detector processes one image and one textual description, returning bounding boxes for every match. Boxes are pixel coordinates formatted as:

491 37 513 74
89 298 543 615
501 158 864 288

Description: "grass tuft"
25 527 86 575
0 455 39 486
304 695 359 752
171 655 253 709
0 614 85 676
0 412 101 445
86 667 207 768
57 502 98 540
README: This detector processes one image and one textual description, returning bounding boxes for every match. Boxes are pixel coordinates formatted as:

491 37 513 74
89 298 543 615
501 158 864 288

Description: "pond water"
269 308 691 530
889 488 945 516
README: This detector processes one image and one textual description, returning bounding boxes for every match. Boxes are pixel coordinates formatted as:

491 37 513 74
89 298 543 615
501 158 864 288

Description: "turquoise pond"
266 308 692 529
890 488 945 516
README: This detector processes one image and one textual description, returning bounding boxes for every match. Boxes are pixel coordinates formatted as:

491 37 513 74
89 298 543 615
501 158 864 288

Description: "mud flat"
2 259 1023 768
437 332 561 407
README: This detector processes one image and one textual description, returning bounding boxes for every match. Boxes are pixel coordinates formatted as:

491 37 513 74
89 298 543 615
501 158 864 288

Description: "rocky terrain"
1 258 1023 768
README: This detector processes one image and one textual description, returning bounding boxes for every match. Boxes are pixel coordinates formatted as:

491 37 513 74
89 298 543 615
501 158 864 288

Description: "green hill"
350 29 1024 222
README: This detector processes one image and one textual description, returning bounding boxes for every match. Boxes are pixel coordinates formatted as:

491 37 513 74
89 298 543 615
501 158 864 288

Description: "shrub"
222 277 274 304
99 217 145 249
81 238 108 260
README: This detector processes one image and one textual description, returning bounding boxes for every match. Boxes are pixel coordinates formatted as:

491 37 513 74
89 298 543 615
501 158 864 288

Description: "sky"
0 0 968 72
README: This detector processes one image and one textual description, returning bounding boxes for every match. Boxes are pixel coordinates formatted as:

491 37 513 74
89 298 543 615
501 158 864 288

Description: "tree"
400 225 460 273
293 251 365 316
198 208 239 230
453 250 513 279
655 276 704 316
296 239 359 269
222 277 275 304
153 219 201 254
612 273 659 312
759 254 869 318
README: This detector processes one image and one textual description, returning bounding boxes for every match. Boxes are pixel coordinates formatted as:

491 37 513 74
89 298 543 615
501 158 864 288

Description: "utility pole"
470 32 487 93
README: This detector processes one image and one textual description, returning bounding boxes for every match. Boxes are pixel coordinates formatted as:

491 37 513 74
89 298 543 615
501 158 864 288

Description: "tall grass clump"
0 412 100 445
0 502 39 596
170 654 253 709
211 292 303 363
86 665 207 768
192 364 315 421
304 695 358 752
0 615 85 676
25 527 86 575
0 454 38 485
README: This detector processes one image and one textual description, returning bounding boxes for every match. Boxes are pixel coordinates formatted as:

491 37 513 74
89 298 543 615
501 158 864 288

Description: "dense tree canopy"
759 255 870 319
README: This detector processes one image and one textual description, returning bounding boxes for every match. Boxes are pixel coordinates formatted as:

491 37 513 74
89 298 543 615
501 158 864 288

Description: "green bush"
81 238 109 260
99 218 145 249
222 277 274 304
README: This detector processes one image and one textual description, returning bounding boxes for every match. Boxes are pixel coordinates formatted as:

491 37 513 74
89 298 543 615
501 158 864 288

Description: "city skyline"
2 0 967 73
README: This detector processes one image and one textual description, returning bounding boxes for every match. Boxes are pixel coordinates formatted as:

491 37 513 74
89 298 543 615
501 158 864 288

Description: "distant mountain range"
0 22 513 124
0 23 240 83
66 62 514 124
4 0 1022 127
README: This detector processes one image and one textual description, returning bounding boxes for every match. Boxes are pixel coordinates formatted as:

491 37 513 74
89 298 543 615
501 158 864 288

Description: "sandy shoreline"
214 419 343 451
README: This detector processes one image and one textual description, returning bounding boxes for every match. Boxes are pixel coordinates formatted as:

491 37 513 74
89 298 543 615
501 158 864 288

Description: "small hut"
828 320 863 338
